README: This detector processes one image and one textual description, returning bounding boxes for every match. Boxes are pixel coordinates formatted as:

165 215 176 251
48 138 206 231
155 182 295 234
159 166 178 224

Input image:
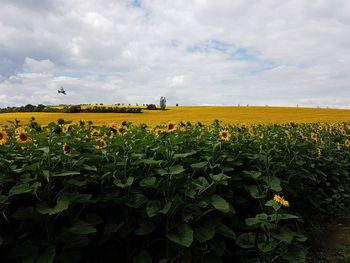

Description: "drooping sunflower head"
0 130 9 145
219 130 231 141
63 143 72 154
16 132 32 143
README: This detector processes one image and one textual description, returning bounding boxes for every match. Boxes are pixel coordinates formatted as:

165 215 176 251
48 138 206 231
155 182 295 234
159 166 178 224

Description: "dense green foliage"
0 120 350 262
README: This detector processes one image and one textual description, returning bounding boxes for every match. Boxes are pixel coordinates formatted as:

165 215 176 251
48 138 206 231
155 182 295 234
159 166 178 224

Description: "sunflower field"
1 118 350 262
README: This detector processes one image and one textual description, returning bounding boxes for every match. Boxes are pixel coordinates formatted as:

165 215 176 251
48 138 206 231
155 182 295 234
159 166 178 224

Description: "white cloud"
0 0 349 107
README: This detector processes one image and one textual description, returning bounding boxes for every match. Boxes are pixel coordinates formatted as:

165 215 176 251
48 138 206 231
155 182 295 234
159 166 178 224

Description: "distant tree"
176 103 179 107
160 96 166 110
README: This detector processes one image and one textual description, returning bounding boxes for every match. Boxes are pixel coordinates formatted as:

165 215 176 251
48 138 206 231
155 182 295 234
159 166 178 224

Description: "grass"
1 106 350 126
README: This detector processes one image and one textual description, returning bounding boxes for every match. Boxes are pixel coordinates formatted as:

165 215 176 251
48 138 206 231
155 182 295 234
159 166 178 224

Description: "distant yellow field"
1 106 350 126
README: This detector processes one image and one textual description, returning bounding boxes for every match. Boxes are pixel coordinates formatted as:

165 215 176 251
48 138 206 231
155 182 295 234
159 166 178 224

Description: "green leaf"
126 194 147 208
245 213 268 226
236 232 256 248
169 165 186 175
271 228 295 243
82 164 97 172
53 171 80 177
139 177 157 188
258 238 279 252
173 151 197 158
245 185 265 199
160 201 172 214
9 183 32 196
0 195 9 204
69 220 97 234
243 170 262 179
210 195 230 213
194 222 216 243
216 223 236 239
167 224 193 247
135 222 156 235
264 176 282 191
191 162 208 169
37 196 70 215
146 200 161 218
265 199 281 211
211 173 230 186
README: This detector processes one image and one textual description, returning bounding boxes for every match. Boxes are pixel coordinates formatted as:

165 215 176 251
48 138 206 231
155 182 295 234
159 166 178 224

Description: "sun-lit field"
1 106 350 126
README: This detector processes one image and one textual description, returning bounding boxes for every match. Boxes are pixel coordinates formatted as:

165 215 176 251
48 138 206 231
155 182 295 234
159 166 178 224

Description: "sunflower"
154 128 163 137
345 139 350 148
336 142 341 151
284 130 291 140
341 129 347 136
90 129 101 137
0 130 9 145
311 132 318 141
95 138 107 149
273 194 289 207
16 131 32 143
63 143 72 154
219 130 231 141
167 122 176 132
316 148 321 159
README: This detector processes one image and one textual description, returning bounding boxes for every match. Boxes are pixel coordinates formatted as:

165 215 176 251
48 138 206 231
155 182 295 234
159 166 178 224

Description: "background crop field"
1 106 350 126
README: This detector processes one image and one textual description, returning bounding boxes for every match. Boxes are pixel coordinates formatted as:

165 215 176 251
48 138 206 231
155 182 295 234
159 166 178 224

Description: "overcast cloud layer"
0 0 350 107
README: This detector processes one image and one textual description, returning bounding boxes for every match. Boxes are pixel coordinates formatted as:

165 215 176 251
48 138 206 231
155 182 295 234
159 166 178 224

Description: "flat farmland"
1 106 350 125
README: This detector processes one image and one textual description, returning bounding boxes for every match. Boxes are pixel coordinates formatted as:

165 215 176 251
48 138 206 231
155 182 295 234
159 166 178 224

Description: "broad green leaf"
160 201 172 214
173 151 197 158
236 232 256 248
211 173 230 185
82 164 97 171
169 165 186 175
69 220 97 234
167 224 193 247
146 200 161 218
135 222 156 235
265 199 281 211
126 194 147 208
191 162 207 169
37 196 70 215
194 222 216 243
264 176 282 191
245 213 268 226
9 183 32 196
210 195 230 213
243 170 262 179
216 223 236 239
139 177 157 188
258 238 279 252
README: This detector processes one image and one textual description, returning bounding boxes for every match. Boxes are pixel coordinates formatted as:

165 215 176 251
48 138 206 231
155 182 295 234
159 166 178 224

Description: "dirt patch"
318 215 350 262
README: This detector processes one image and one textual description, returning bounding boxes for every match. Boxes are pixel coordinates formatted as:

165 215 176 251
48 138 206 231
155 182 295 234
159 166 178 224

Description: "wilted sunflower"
167 122 176 132
273 194 289 207
345 139 350 147
0 130 8 145
219 130 231 141
16 131 32 143
63 143 72 154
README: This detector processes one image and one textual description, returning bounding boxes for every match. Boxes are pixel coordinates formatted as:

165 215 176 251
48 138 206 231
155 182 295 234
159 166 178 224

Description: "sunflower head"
16 132 31 143
316 148 321 159
63 143 72 154
167 122 176 132
219 130 231 141
95 138 107 149
345 139 350 147
311 132 318 141
0 130 9 145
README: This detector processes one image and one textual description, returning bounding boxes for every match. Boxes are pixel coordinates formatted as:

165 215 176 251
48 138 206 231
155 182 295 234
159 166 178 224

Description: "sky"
0 0 350 107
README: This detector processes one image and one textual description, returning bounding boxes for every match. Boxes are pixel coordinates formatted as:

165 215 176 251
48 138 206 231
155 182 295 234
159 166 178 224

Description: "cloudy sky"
0 0 349 107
